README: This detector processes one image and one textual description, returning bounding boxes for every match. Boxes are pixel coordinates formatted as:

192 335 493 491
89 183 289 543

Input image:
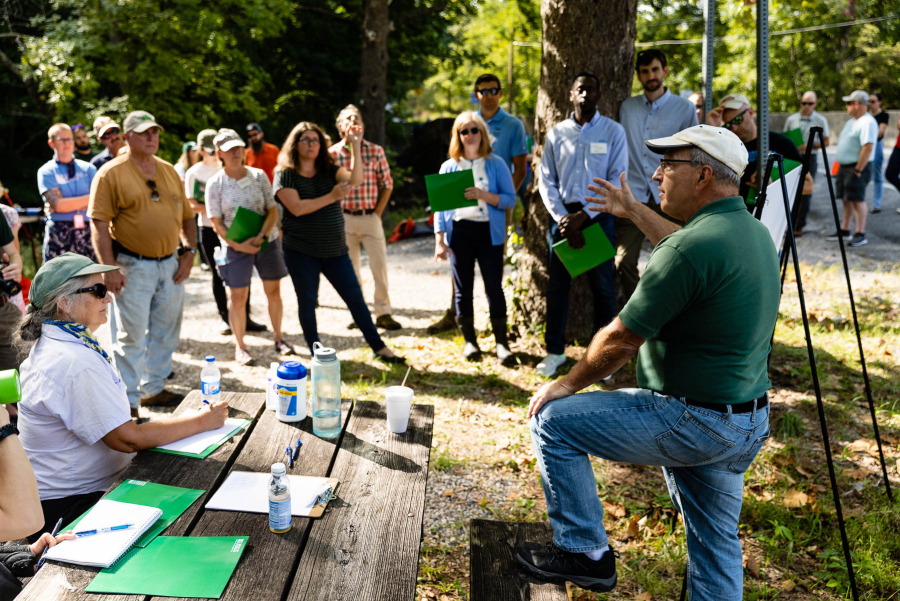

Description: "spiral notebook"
44 500 163 568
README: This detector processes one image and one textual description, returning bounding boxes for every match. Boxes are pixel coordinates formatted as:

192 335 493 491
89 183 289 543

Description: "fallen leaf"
602 501 626 519
782 580 797 592
783 489 809 507
443 490 454 497
796 465 814 478
625 515 640 540
847 439 874 453
744 554 761 578
635 593 653 601
841 467 869 480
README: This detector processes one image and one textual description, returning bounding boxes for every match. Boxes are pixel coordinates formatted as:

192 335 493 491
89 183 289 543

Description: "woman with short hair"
274 122 404 363
16 253 228 540
433 111 517 364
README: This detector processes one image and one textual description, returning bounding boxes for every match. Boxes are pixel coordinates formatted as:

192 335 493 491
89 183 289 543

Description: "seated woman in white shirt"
433 111 517 365
15 253 228 541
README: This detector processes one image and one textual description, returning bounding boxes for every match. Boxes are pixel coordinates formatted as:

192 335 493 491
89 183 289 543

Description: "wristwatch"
178 247 197 257
0 423 19 445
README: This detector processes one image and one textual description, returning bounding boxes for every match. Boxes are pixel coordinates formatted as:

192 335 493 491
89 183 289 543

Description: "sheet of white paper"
758 167 802 255
44 500 162 568
204 471 332 517
156 417 248 455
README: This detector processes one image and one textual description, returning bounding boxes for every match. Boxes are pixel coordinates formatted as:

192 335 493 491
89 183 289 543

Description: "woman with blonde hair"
433 111 516 364
174 141 199 182
273 122 404 363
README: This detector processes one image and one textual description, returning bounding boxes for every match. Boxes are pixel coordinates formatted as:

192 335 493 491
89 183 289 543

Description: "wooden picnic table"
18 391 434 601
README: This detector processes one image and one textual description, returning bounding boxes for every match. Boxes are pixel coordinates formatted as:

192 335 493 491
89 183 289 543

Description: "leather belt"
679 394 768 414
117 246 173 262
343 208 375 216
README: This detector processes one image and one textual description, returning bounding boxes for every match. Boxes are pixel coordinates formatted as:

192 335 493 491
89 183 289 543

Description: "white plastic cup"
385 386 414 434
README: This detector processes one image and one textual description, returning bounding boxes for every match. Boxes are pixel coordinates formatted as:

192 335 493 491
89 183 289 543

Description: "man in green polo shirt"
515 125 780 601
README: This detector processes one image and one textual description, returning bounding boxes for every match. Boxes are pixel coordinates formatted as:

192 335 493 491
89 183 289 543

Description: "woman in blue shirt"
433 112 517 365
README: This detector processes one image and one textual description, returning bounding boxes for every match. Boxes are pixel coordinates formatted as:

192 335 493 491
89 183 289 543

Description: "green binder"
85 536 248 598
149 419 251 459
63 480 204 548
425 170 477 212
784 128 804 148
552 223 616 278
225 206 268 251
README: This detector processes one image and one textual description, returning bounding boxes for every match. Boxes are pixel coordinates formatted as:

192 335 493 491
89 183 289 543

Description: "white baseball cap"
645 124 749 177
841 90 868 104
718 93 751 110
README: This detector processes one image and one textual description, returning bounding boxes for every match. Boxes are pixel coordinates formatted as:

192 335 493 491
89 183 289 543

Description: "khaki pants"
344 213 392 317
614 196 679 310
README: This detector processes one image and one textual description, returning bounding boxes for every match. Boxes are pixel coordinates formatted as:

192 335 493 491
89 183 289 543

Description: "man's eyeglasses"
659 158 695 171
298 137 320 145
75 283 108 300
54 136 75 144
723 108 749 130
71 124 85 131
800 102 816 106
146 179 160 201
459 128 481 136
100 127 120 140
476 87 501 97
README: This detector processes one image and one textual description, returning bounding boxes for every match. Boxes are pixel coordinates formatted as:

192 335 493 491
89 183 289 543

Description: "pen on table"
74 524 134 537
285 446 294 469
292 439 302 461
36 517 63 570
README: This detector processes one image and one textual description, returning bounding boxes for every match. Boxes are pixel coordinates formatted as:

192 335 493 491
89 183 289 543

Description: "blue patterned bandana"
45 320 112 364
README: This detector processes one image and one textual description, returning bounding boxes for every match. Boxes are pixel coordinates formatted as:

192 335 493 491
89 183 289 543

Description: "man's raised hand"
586 172 638 219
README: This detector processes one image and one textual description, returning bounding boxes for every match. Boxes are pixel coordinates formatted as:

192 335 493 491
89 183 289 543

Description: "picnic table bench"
18 391 433 601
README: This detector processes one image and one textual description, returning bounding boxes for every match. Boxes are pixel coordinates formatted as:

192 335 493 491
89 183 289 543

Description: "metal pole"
702 0 715 117
508 40 515 113
757 0 770 181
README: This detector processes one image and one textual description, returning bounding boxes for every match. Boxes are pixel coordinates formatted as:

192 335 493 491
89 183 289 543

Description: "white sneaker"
536 353 567 378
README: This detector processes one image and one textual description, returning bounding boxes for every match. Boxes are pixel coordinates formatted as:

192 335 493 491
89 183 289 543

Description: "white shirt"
185 162 222 227
18 326 134 500
206 166 279 242
453 158 490 222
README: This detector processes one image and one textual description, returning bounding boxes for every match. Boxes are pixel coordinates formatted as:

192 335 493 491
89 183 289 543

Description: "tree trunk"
359 0 390 146
510 0 637 344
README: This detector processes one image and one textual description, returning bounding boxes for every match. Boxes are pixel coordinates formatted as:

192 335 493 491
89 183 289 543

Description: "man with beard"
72 124 98 161
245 123 280 184
91 117 126 169
535 73 627 378
617 49 697 307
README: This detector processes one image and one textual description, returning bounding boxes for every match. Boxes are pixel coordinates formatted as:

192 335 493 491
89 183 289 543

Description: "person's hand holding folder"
235 234 264 256
558 211 588 250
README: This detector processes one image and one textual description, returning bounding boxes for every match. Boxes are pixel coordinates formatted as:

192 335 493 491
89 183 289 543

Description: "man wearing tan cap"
89 110 197 417
706 93 802 205
90 116 125 170
517 125 779 600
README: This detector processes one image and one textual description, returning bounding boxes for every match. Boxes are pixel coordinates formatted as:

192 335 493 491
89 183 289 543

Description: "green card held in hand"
226 206 268 251
85 536 247 599
425 170 477 212
552 223 616 278
784 128 804 148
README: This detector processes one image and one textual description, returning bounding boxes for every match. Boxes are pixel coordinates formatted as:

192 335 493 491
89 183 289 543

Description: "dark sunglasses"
476 87 501 96
459 127 481 136
800 102 816 106
100 127 120 140
146 179 160 201
75 283 108 300
723 108 749 130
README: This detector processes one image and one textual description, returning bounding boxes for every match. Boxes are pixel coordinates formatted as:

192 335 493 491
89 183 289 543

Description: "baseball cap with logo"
644 124 749 177
123 111 164 134
29 253 119 310
841 90 869 104
718 93 752 110
213 129 246 152
197 129 217 152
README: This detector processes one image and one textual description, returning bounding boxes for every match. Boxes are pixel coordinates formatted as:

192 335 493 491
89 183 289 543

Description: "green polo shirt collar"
684 196 746 225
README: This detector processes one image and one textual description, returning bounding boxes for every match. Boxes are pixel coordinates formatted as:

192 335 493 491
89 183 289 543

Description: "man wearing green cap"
0 217 23 372
88 110 197 416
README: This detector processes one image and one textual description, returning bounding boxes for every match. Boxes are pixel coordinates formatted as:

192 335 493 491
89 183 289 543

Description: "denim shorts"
217 236 288 288
836 163 873 202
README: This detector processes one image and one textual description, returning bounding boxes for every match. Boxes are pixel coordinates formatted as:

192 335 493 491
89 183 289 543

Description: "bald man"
783 91 830 234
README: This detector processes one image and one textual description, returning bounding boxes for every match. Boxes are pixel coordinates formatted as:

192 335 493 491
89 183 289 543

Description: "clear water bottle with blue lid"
311 342 341 439
201 355 220 404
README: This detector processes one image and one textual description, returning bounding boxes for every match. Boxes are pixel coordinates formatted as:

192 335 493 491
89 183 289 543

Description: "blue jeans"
282 248 386 354
531 388 770 601
873 140 884 208
109 254 185 408
545 212 616 355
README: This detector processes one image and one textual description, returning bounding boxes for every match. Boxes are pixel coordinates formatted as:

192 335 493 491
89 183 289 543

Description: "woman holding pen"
206 129 293 367
433 111 517 365
274 122 404 363
14 253 228 540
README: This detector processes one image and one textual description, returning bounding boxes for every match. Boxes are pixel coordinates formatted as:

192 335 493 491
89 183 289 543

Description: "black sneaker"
848 232 868 247
825 229 851 241
246 319 268 332
516 541 618 593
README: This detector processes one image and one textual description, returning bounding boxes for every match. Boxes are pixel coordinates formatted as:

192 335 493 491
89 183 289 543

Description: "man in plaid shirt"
329 105 401 331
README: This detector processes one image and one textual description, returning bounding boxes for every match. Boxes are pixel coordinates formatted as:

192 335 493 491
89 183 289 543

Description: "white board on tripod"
758 167 802 255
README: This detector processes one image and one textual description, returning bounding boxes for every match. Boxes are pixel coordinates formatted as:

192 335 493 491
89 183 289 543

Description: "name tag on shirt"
73 213 85 229
237 177 253 189
590 142 608 155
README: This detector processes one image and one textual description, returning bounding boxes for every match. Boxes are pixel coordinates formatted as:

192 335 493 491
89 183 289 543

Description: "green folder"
784 128 804 148
149 419 251 459
62 480 204 548
193 179 206 204
552 223 616 278
425 170 477 212
225 206 268 251
85 536 248 598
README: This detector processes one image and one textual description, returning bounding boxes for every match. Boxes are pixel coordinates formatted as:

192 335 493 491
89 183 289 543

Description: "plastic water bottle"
310 342 341 439
201 356 221 404
213 246 227 266
268 463 292 534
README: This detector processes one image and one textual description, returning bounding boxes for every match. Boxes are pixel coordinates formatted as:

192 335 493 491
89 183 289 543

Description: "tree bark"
510 0 637 344
359 0 390 146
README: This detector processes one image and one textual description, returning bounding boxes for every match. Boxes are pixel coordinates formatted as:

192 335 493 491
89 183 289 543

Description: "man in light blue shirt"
537 72 628 378
475 74 529 192
36 123 98 261
617 49 697 306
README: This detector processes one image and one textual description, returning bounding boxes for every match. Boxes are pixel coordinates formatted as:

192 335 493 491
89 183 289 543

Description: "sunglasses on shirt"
459 128 481 137
146 179 160 201
476 87 501 97
723 108 749 130
76 283 108 300
100 127 120 140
